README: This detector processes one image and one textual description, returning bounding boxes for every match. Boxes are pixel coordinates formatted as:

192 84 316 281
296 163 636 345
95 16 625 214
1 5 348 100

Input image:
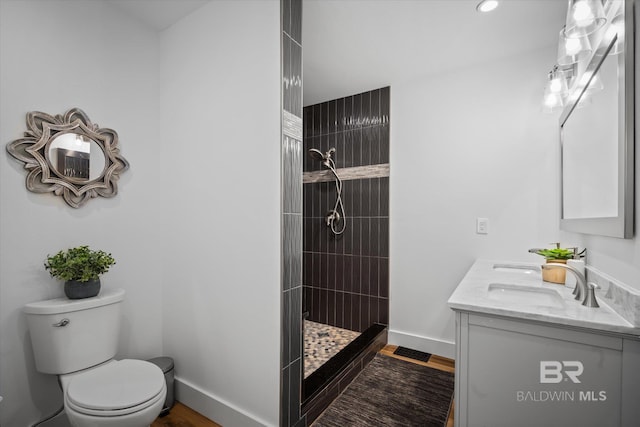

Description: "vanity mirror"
6 108 129 208
559 0 634 238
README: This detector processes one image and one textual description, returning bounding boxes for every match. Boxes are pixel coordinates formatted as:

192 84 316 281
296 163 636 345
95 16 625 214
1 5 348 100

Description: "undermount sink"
487 283 564 308
492 263 540 275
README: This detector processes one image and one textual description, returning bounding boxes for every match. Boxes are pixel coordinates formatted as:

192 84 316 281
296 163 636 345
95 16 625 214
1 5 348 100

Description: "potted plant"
44 246 116 299
533 247 574 284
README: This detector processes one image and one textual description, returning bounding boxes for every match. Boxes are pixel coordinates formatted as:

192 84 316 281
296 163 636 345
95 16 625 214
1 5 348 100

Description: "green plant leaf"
534 248 574 260
44 245 116 282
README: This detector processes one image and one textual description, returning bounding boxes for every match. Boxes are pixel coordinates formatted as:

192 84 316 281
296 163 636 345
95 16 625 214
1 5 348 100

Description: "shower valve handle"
326 210 340 226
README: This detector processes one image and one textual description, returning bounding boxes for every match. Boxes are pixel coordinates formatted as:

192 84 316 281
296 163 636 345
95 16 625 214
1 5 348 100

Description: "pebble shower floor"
304 320 359 378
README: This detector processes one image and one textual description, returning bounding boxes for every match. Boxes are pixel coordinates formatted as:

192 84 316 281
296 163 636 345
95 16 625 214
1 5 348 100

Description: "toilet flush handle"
52 318 70 327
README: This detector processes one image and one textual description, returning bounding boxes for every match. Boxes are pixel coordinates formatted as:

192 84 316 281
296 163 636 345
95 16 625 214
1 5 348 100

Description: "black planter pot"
64 278 101 299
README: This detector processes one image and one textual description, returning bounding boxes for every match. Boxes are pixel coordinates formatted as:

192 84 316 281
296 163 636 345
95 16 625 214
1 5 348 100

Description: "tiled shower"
302 87 390 333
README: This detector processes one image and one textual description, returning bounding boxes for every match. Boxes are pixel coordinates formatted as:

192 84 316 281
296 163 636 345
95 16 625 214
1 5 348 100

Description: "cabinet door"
465 315 622 427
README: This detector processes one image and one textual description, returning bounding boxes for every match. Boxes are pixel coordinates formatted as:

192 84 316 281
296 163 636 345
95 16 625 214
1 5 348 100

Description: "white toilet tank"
24 288 125 375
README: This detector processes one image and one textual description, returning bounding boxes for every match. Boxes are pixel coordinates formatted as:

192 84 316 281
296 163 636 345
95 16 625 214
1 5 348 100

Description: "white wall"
389 9 640 358
1 0 281 426
158 1 281 426
389 46 563 358
0 1 162 426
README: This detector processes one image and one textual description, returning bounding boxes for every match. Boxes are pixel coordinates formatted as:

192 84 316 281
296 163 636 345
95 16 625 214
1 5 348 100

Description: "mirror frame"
6 108 129 208
559 0 635 239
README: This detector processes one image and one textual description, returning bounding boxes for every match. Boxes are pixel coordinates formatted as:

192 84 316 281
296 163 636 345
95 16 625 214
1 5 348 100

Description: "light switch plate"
477 217 489 234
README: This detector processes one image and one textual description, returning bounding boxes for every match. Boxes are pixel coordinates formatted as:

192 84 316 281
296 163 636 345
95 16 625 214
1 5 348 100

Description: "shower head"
308 148 325 162
308 147 336 162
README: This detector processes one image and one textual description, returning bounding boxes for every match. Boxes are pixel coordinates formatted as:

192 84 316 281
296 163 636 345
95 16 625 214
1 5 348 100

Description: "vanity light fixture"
476 0 499 13
549 66 570 96
563 0 607 38
543 67 569 113
557 27 592 65
543 92 563 112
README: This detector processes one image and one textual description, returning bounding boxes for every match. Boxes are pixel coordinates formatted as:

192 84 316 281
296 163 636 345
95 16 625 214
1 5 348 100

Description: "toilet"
24 289 166 427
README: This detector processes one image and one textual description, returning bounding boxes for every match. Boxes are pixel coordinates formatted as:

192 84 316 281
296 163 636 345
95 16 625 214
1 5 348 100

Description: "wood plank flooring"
156 345 455 427
151 402 221 427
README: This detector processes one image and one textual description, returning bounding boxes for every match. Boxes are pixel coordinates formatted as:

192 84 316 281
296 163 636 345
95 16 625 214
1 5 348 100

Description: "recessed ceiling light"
476 0 499 13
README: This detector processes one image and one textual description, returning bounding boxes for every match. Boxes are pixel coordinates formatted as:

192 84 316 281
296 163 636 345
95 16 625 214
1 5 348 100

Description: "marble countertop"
448 259 640 338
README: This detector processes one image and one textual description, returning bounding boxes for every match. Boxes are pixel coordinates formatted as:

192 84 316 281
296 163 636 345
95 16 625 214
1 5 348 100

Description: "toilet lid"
67 359 165 411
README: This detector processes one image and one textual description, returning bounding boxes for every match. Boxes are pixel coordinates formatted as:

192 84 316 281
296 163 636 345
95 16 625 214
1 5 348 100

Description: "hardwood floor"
380 345 455 427
155 345 455 427
151 402 221 427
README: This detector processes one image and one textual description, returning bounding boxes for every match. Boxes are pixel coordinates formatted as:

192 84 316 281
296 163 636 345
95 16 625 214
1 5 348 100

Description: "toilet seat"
65 359 165 417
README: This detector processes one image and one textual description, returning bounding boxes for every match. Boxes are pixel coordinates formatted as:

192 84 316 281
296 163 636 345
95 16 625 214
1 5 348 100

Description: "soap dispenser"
565 248 586 289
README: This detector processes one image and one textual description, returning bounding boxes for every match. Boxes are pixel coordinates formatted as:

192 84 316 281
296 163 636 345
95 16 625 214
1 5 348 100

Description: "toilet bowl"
61 359 167 427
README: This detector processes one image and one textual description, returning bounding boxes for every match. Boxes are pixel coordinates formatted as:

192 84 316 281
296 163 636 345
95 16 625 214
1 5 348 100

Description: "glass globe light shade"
564 0 607 38
557 28 592 65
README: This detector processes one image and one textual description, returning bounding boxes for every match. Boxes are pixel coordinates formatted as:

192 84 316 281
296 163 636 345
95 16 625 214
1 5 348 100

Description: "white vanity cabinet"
454 311 640 427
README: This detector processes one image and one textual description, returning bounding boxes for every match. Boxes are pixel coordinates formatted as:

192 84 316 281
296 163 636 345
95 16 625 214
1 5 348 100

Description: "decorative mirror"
559 0 634 238
6 108 129 208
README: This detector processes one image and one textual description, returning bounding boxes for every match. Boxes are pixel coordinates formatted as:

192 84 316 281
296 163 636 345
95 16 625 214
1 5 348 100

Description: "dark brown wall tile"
380 177 389 216
289 0 302 44
327 290 336 326
369 296 379 325
370 88 381 126
343 293 352 330
380 124 390 163
379 219 389 257
359 295 370 331
379 297 389 324
335 292 344 327
379 260 389 298
282 365 290 427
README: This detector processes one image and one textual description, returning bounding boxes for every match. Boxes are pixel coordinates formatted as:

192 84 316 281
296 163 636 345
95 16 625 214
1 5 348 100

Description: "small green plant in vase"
44 245 116 299
532 246 574 284
534 248 574 261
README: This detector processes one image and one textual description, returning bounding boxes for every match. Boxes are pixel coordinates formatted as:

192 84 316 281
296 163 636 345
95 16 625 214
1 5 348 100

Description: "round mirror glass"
47 133 106 181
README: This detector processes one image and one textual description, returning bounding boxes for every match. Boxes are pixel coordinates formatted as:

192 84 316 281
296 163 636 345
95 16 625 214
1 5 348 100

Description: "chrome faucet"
541 263 599 308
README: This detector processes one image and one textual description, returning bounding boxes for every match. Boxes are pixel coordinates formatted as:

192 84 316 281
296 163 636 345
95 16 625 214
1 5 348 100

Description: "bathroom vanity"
448 260 640 427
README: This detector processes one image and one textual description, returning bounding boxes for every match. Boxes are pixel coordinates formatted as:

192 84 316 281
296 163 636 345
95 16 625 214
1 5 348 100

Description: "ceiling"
104 0 210 31
101 0 567 107
302 0 567 106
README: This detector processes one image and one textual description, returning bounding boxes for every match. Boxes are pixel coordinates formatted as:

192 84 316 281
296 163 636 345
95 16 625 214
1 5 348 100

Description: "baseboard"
175 376 272 427
388 329 456 360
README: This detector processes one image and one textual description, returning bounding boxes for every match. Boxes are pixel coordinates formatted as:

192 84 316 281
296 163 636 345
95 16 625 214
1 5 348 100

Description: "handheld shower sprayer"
309 148 336 168
308 147 346 235
308 148 325 161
